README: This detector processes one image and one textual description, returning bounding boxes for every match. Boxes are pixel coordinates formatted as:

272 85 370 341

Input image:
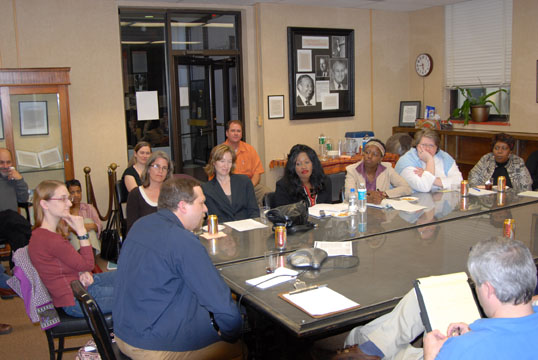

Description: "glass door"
174 55 239 180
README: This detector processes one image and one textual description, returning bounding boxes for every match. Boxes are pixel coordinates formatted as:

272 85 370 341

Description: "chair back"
263 192 277 209
115 180 129 204
71 280 117 360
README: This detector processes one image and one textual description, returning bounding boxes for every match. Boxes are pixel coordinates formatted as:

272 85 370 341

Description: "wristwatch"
77 233 89 240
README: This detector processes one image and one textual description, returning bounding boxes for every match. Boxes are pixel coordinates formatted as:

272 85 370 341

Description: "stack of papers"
383 199 426 212
518 191 538 198
245 267 298 289
314 241 352 256
469 188 495 196
309 203 348 218
281 286 360 317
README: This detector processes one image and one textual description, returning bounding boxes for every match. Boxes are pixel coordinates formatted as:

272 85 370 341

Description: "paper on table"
469 188 495 196
383 199 426 212
224 219 268 232
282 286 360 316
314 241 352 256
518 191 538 198
309 203 348 218
245 267 298 289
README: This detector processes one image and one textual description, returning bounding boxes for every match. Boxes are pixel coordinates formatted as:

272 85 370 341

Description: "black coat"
274 176 332 208
202 174 259 223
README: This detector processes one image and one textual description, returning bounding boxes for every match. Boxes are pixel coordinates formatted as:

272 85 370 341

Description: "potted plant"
451 88 507 125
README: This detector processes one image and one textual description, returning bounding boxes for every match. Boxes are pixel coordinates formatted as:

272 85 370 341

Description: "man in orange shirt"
223 120 270 205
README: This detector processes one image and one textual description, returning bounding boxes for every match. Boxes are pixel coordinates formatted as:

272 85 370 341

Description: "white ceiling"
121 0 469 12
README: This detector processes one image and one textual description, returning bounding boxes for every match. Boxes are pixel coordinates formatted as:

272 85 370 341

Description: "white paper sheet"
282 286 359 316
224 218 268 232
518 191 538 198
469 188 495 196
308 203 348 218
245 267 298 289
314 241 352 256
136 91 159 120
383 199 426 212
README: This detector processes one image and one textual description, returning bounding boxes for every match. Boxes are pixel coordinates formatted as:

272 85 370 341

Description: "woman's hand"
414 167 425 177
79 271 94 287
367 191 385 205
417 145 433 163
63 214 87 237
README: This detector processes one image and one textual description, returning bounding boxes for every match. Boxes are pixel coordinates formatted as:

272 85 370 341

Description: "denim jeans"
63 271 116 317
0 266 11 289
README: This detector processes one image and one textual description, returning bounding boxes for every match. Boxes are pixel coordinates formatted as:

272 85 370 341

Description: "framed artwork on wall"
399 101 421 127
19 101 49 136
288 27 354 120
268 95 285 119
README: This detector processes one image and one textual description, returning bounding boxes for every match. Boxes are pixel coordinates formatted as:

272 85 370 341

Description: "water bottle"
362 134 370 153
318 133 326 157
348 188 358 215
358 211 367 233
358 182 367 212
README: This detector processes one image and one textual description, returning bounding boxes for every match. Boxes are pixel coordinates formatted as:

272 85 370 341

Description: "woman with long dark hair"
28 180 115 317
274 144 332 207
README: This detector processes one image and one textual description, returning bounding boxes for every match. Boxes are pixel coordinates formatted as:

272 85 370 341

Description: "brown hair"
128 141 152 167
225 120 243 132
141 151 173 187
491 133 515 151
158 177 201 211
33 180 65 230
413 129 440 153
204 144 236 178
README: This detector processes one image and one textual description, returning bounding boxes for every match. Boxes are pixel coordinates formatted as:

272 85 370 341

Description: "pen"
472 187 481 192
289 284 328 295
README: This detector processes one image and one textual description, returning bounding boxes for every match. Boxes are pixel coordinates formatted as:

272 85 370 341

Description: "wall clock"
415 53 433 77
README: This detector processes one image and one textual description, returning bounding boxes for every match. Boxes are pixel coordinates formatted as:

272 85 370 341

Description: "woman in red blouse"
28 180 115 317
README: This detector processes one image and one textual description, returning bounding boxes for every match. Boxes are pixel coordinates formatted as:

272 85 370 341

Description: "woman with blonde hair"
28 180 115 317
126 150 173 233
122 141 151 193
202 144 259 222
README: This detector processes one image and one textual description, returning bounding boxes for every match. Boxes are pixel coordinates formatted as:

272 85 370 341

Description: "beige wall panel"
371 11 410 144
0 0 17 67
257 3 377 188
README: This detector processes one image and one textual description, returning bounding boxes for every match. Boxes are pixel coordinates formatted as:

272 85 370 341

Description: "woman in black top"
121 141 151 193
274 144 332 207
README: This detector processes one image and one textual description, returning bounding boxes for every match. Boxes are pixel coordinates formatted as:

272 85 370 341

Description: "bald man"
0 148 28 212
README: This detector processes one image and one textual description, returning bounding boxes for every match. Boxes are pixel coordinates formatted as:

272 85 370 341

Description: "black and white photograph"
19 101 49 136
331 36 345 57
295 74 316 107
329 58 348 91
288 27 354 120
316 55 330 78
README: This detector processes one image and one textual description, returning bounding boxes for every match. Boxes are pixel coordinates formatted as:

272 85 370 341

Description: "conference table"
201 189 538 357
202 189 538 266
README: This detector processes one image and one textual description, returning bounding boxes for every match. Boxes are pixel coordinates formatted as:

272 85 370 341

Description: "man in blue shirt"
113 177 242 359
343 238 538 360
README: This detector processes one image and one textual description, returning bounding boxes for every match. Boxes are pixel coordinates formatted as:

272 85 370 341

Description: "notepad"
414 272 481 336
280 286 360 317
245 267 298 289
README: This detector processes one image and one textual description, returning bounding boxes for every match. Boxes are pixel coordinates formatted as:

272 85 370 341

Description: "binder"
414 272 482 335
279 285 361 318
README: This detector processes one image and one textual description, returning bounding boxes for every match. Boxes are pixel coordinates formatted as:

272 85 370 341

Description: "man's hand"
7 167 23 180
251 173 261 187
79 271 94 287
447 322 470 337
423 330 448 360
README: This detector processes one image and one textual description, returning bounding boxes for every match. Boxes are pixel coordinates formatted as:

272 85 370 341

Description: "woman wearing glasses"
28 180 116 317
202 144 259 222
395 129 462 192
126 151 173 234
345 139 411 204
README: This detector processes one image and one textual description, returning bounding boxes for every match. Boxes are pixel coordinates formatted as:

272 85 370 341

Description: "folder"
414 272 482 336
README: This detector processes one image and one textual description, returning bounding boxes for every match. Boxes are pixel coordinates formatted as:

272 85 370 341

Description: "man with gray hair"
342 238 538 360
0 147 28 212
113 177 242 359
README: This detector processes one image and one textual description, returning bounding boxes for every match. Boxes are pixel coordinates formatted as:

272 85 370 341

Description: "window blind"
445 0 512 88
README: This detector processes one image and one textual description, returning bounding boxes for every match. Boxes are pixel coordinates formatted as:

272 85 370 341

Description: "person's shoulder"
509 153 525 164
231 173 250 182
345 161 362 172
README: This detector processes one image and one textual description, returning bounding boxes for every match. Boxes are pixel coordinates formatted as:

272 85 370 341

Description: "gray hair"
468 238 536 305
158 177 201 211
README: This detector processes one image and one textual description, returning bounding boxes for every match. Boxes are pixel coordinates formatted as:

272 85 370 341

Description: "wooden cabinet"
392 126 538 178
0 68 73 189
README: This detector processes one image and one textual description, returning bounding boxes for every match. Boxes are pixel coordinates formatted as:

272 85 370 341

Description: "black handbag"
265 201 315 233
99 209 122 263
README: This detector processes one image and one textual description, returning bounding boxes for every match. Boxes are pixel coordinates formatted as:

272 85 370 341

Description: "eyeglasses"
49 196 74 202
151 164 169 172
419 143 436 149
